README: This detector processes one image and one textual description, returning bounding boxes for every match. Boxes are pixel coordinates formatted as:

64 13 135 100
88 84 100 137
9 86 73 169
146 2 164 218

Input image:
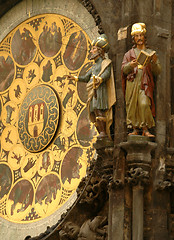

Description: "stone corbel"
94 145 114 182
119 139 157 185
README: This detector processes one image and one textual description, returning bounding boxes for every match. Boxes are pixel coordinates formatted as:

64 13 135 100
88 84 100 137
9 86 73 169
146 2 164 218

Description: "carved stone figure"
66 34 116 139
78 216 108 240
59 216 107 240
59 222 80 240
121 23 161 137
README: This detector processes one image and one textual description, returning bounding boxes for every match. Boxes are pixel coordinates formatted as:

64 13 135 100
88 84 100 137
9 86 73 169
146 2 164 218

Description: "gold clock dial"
0 14 97 223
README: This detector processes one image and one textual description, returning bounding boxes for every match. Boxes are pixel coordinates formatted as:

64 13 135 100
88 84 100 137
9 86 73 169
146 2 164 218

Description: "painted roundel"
0 164 12 200
0 14 97 224
0 53 15 92
11 28 37 66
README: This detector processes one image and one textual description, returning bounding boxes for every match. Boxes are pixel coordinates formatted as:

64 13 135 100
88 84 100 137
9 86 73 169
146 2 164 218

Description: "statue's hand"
64 74 78 82
130 59 138 68
151 53 157 63
95 76 103 85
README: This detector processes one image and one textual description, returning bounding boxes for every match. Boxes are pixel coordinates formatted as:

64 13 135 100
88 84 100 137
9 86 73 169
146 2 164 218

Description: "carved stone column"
120 136 157 240
132 184 144 240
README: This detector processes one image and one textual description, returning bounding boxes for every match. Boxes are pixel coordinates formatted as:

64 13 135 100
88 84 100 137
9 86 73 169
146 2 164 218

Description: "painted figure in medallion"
66 34 116 139
121 23 161 137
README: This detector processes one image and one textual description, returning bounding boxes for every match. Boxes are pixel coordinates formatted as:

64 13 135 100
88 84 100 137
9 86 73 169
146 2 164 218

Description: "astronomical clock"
0 14 97 223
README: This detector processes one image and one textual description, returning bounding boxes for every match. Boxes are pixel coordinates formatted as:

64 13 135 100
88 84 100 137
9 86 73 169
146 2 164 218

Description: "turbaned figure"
121 23 161 137
67 34 116 140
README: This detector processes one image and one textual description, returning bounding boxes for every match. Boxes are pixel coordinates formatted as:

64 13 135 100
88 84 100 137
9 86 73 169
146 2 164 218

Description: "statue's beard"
137 40 143 45
135 39 145 46
89 52 100 60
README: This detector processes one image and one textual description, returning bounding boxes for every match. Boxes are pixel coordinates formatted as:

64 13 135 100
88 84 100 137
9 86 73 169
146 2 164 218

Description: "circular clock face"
0 14 97 223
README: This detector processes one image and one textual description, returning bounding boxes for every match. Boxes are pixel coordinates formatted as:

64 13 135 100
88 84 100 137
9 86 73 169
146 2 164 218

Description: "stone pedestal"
120 136 157 172
119 136 157 240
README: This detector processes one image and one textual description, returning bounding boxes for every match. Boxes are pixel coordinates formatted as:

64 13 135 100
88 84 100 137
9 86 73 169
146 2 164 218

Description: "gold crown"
131 23 146 36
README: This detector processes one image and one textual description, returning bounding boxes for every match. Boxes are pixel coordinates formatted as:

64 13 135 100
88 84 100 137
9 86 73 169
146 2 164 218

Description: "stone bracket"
119 138 157 186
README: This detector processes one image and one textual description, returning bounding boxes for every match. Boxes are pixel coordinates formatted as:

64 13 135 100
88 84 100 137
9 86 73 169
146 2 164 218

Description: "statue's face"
134 33 145 47
89 46 99 60
59 222 80 240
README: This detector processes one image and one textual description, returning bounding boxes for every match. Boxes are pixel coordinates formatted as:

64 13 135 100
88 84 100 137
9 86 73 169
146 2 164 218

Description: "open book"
137 50 156 67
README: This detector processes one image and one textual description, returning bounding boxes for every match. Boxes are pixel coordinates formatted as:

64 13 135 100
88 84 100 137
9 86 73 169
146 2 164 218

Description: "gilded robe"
121 48 161 129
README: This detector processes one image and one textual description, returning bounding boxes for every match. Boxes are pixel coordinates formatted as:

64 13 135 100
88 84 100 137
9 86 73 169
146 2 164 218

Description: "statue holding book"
121 23 161 137
66 34 116 140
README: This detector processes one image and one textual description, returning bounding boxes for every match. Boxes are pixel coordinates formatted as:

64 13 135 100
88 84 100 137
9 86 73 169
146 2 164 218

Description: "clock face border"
0 13 97 224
